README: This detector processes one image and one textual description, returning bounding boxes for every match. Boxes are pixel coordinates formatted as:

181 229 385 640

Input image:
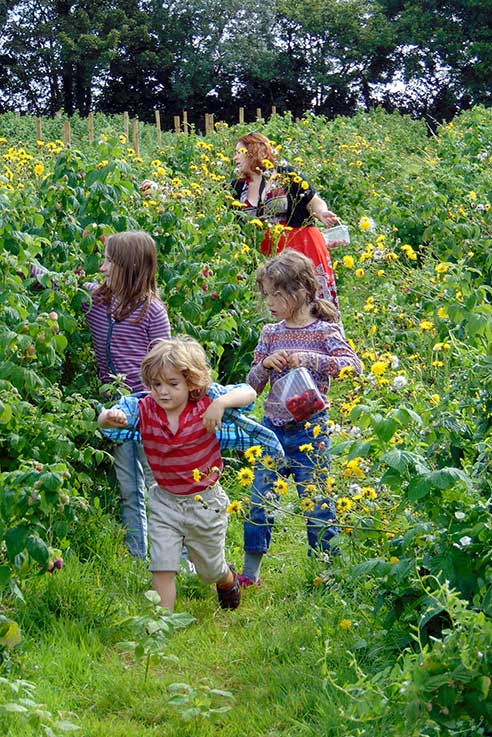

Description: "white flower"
459 535 472 547
392 375 408 390
454 511 466 520
348 483 361 495
349 425 362 438
389 355 400 369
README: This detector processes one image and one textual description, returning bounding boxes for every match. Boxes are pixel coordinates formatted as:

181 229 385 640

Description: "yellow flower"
151 159 162 167
313 576 323 586
300 180 309 190
469 190 477 200
435 262 449 274
430 394 440 405
119 134 127 143
343 458 366 480
371 360 388 376
249 218 264 228
34 161 44 177
273 478 289 495
401 244 417 260
192 468 202 482
355 268 365 278
336 497 355 512
237 467 254 486
244 445 263 464
325 476 336 493
361 486 377 499
390 556 399 564
339 365 355 379
262 158 274 169
312 424 321 439
261 455 275 470
194 494 202 502
339 619 352 630
437 307 448 319
299 443 314 453
226 500 243 514
343 255 355 269
358 216 375 231
300 497 315 512
419 320 434 331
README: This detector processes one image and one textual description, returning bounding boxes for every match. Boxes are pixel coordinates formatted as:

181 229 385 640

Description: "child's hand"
202 399 225 433
140 179 158 196
263 350 289 372
98 408 128 428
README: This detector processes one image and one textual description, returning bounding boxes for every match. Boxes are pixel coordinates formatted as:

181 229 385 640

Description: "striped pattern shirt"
247 319 362 425
83 282 170 392
138 393 223 495
100 385 285 459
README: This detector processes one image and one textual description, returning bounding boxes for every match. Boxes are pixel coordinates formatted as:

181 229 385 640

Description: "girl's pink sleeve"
246 324 273 394
297 327 362 378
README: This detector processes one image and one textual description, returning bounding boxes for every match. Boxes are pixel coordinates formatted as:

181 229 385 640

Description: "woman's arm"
307 194 339 228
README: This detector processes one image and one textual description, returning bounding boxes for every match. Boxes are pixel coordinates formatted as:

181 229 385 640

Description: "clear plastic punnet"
323 223 350 247
272 367 326 422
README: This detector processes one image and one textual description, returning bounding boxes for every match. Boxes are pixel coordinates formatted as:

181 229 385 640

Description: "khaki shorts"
148 483 230 584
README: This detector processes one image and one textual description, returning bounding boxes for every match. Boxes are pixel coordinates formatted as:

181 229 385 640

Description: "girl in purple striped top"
84 231 171 559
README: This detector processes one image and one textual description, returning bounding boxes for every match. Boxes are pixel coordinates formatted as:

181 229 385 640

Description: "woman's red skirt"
260 226 339 309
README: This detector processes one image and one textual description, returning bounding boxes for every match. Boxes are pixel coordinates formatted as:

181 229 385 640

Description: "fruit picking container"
273 368 326 422
323 223 350 247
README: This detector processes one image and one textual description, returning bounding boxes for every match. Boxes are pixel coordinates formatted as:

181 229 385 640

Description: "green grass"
0 495 394 737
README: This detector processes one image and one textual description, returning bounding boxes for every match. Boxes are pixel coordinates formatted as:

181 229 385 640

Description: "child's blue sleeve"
100 395 141 444
207 382 255 413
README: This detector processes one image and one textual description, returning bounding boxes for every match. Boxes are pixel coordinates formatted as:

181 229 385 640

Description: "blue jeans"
243 413 338 555
113 440 155 559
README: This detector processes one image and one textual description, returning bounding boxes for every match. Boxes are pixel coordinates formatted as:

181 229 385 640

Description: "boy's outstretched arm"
202 385 257 432
98 408 129 429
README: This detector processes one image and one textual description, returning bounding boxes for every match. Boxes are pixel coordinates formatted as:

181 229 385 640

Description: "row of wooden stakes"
30 106 282 153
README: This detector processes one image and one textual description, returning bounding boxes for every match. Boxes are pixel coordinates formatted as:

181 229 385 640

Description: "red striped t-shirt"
138 393 223 495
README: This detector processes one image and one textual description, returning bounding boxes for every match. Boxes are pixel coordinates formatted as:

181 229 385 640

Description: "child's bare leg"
216 568 234 589
152 571 177 612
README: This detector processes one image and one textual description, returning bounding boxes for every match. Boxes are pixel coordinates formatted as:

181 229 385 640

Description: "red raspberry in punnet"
285 390 324 421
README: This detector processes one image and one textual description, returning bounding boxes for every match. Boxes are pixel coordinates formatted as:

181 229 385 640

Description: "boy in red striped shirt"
98 336 256 613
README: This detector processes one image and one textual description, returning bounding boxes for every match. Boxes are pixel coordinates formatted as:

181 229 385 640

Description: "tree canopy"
0 0 490 124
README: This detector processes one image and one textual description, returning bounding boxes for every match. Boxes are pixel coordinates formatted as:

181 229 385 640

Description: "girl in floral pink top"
239 250 362 587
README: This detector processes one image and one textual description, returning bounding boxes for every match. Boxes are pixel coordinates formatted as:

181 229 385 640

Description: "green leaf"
5 524 30 560
26 535 50 565
382 449 425 473
426 467 470 490
52 720 81 732
0 399 12 423
347 440 374 459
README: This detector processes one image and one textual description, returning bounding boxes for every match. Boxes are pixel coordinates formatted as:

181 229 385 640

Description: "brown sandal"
216 564 241 610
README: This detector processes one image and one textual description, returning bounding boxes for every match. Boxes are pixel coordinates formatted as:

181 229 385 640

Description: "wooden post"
35 117 42 141
88 112 94 144
123 111 129 139
155 110 162 148
238 107 244 124
182 110 188 135
132 119 139 154
271 105 277 117
173 115 181 133
256 108 262 120
204 113 214 134
63 120 71 146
